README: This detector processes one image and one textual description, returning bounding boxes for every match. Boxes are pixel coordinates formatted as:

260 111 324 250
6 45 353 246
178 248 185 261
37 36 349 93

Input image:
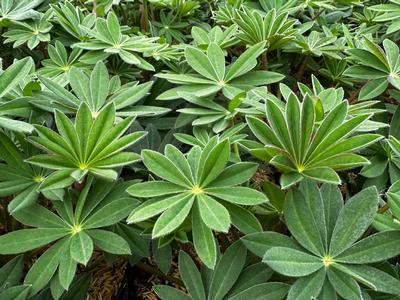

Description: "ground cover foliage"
0 0 400 299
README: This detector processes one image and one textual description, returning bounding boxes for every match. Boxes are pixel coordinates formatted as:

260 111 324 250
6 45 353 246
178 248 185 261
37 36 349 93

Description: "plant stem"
230 119 240 160
119 3 128 25
261 51 268 70
140 0 149 32
135 261 184 286
312 9 325 20
92 0 97 15
378 203 389 214
296 55 309 82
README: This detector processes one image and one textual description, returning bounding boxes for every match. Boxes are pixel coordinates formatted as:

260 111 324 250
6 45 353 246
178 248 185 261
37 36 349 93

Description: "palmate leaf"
250 181 400 299
51 1 96 41
155 242 281 300
0 57 35 133
37 40 87 86
234 8 296 50
0 132 54 213
370 0 400 34
0 0 44 21
0 178 136 293
156 42 284 100
34 60 167 117
344 38 400 94
26 102 145 190
247 94 382 188
374 178 400 231
127 139 267 268
3 11 52 50
74 12 160 70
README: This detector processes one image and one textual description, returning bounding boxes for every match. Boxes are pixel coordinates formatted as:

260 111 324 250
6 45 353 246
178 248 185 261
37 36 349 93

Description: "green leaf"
229 71 284 87
8 185 39 214
302 167 341 185
70 67 90 105
84 197 136 228
228 283 289 300
300 95 315 161
153 240 172 274
192 202 217 269
335 230 400 264
266 100 294 158
75 102 92 157
386 179 400 220
263 247 322 277
284 188 325 256
242 232 301 258
225 202 262 234
286 95 301 163
164 144 193 182
359 78 388 100
225 42 266 81
127 193 189 224
58 246 77 290
0 285 31 299
205 187 267 205
84 103 115 158
335 264 400 295
24 238 68 294
87 229 131 255
329 186 379 256
38 75 80 106
298 179 327 248
0 255 24 288
119 180 176 198
208 162 258 187
0 228 69 254
0 117 34 133
152 195 194 238
0 57 32 98
227 263 273 298
198 194 231 232
90 61 109 110
70 232 93 265
306 101 348 158
319 184 343 242
50 273 65 300
327 268 362 300
318 281 337 300
154 285 191 300
344 66 386 79
199 139 230 187
39 169 76 191
280 172 303 189
207 43 225 81
185 46 219 81
287 268 326 300
0 132 30 171
246 116 283 148
178 251 206 300
12 203 66 228
208 241 247 300
142 150 192 187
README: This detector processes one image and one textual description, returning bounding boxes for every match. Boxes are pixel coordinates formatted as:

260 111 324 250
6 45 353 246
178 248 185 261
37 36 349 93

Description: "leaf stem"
296 55 309 82
134 261 184 286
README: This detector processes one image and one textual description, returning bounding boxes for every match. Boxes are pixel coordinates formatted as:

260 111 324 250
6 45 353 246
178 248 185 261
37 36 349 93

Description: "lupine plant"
0 1 400 299
246 94 381 188
127 138 267 268
243 180 400 299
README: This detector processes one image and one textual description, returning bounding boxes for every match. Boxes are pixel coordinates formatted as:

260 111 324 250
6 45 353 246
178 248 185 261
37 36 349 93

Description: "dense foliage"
0 0 400 299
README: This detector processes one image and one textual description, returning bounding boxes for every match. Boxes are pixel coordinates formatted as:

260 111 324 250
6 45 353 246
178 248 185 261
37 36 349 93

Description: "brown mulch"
133 253 185 299
86 252 128 300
